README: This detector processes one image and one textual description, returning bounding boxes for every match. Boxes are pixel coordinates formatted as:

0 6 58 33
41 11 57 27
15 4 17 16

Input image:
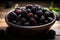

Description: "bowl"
5 9 56 36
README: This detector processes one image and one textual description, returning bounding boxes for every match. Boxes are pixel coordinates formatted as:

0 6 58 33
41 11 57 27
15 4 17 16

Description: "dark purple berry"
42 9 47 13
44 11 50 18
56 14 60 20
34 14 39 21
22 9 30 15
27 13 33 17
12 21 16 24
36 10 43 17
47 30 56 38
29 18 37 26
37 6 42 10
47 17 53 22
16 14 22 22
48 11 54 17
35 4 39 8
19 17 26 24
31 6 37 13
21 18 26 22
30 18 37 23
21 9 28 16
24 22 31 26
35 4 41 10
39 16 45 23
6 1 12 8
44 20 49 24
18 14 22 19
27 9 31 13
26 4 33 9
8 12 17 22
15 9 23 15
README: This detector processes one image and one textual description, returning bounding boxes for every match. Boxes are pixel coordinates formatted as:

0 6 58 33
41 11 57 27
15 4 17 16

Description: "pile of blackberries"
7 4 54 26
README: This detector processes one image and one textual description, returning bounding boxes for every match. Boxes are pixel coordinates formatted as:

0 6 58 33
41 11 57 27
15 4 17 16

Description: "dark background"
0 0 60 8
0 0 60 3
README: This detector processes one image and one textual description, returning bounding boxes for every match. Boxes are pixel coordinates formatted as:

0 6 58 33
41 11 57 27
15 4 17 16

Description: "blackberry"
26 4 33 9
36 10 43 17
31 6 37 13
56 14 60 20
27 13 33 18
15 8 23 15
24 22 31 26
19 17 26 24
7 12 17 23
27 9 31 13
29 18 37 26
33 14 39 23
5 1 12 8
39 16 45 23
47 30 56 39
47 17 53 22
44 11 50 18
35 4 41 10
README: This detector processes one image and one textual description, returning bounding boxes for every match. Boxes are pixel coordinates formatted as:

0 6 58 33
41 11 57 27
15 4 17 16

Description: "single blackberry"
31 6 37 13
47 17 53 22
39 16 45 23
24 22 31 26
36 10 43 17
47 30 56 39
26 4 33 9
7 12 17 23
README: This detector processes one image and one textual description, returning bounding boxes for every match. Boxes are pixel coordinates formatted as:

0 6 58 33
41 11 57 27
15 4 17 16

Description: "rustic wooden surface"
0 1 60 36
6 36 60 40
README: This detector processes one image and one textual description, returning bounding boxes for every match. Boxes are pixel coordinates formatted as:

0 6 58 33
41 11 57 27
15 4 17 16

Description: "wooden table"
6 36 60 40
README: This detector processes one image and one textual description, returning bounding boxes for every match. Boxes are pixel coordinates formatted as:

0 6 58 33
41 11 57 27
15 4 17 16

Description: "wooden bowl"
5 9 56 36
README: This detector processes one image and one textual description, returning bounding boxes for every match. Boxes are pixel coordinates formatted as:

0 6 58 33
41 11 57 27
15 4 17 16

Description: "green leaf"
52 10 60 14
49 1 54 10
53 8 60 12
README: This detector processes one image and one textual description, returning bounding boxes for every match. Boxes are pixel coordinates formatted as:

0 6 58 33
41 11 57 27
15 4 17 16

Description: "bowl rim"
5 8 56 28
